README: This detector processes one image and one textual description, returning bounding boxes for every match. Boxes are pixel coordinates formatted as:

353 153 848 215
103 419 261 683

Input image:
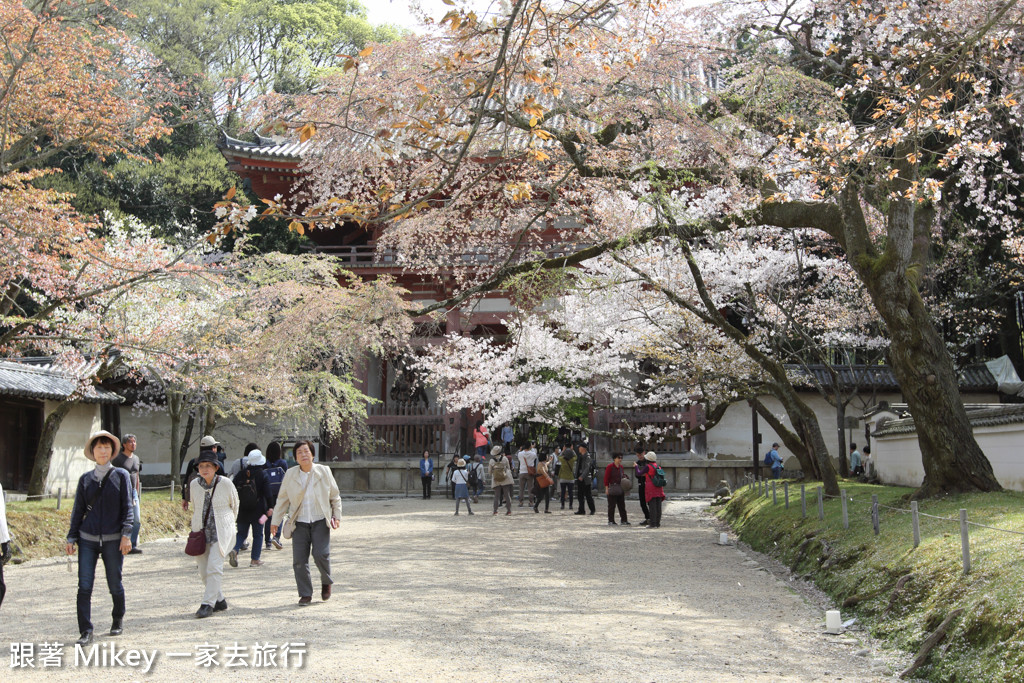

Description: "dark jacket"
574 451 594 480
232 465 273 520
67 468 134 543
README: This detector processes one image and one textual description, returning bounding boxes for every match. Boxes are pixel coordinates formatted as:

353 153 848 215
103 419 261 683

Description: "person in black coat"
228 449 273 568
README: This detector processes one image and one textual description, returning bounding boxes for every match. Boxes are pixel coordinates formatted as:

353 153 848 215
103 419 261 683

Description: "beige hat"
645 451 658 462
200 435 219 448
490 445 504 457
85 430 121 461
456 458 466 467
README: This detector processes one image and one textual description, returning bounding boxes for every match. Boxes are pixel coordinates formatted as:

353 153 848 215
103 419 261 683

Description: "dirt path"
3 497 898 681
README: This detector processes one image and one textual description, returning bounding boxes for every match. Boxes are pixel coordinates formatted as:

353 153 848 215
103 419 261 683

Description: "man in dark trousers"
573 443 596 515
113 434 143 553
633 446 650 526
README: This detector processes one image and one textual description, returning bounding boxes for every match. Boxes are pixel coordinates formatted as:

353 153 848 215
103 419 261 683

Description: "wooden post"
841 489 848 529
911 501 920 548
801 484 807 519
960 509 971 575
170 478 175 501
784 481 789 509
764 480 769 499
56 487 62 510
871 494 880 536
772 480 777 505
817 487 824 521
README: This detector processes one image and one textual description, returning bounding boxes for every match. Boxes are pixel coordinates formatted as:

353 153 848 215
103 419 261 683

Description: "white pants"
196 545 225 606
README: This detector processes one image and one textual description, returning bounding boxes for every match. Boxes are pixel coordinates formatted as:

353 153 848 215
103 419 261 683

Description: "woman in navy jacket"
65 430 134 645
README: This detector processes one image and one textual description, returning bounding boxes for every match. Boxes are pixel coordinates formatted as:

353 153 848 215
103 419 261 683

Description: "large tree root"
899 608 964 679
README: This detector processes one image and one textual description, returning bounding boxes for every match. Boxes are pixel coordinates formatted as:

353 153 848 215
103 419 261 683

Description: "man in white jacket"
0 480 10 609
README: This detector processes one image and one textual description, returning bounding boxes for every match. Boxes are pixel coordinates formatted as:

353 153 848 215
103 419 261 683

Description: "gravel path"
3 497 898 681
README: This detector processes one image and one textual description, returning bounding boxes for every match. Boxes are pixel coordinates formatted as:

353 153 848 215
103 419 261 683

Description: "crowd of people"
0 425 669 645
430 440 667 527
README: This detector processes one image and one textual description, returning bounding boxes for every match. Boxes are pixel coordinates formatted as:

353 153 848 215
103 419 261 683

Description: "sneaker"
271 539 283 550
298 596 312 606
544 510 551 514
213 599 228 612
240 542 250 551
608 521 618 526
468 511 475 515
640 520 649 526
250 559 264 567
195 604 213 619
622 521 632 526
227 550 238 568
573 511 585 515
265 544 272 550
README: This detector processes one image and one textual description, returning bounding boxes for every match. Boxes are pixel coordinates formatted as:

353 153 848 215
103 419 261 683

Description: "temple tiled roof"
873 403 1024 437
220 132 312 161
785 364 998 393
0 360 122 404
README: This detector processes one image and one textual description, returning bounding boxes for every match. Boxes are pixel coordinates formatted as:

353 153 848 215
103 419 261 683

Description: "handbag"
282 470 314 540
620 474 633 494
185 477 218 556
535 464 553 489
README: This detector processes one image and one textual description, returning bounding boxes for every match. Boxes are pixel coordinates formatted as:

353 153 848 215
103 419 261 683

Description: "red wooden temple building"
220 133 705 459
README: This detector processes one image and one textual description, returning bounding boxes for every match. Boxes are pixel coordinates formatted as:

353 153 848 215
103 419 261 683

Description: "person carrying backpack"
489 445 514 515
637 452 666 528
467 455 485 503
764 443 783 479
263 441 288 550
450 459 474 515
573 443 596 515
228 450 273 568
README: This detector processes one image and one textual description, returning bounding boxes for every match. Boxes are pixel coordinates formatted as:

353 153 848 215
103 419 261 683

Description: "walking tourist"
638 452 666 528
0 478 10 609
489 445 514 515
450 459 474 515
229 449 274 568
765 442 784 479
517 441 537 507
557 442 576 510
65 431 135 644
533 453 553 513
263 441 288 550
604 452 631 526
420 450 434 499
469 454 486 502
574 443 596 515
849 443 864 476
501 423 514 450
189 450 239 618
112 433 143 554
633 447 650 525
270 441 342 605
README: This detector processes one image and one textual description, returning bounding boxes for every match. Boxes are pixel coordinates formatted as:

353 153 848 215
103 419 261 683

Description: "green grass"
5 491 190 561
717 481 1024 683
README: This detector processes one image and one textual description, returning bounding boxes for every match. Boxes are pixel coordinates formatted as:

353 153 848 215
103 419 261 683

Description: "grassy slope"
717 481 1024 682
5 491 190 562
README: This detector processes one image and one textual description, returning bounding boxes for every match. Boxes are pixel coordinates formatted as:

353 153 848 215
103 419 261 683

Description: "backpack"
763 451 774 467
493 456 510 479
265 466 285 500
651 465 667 488
467 463 481 488
237 470 260 510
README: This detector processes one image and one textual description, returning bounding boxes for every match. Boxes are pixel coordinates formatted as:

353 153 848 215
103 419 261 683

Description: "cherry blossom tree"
217 0 1024 495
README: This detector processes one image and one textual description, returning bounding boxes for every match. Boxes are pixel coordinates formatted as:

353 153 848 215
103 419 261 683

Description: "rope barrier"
743 484 1023 539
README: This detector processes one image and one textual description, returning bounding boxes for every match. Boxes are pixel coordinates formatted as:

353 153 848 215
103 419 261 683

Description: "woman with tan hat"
637 452 666 528
65 430 135 645
449 458 474 515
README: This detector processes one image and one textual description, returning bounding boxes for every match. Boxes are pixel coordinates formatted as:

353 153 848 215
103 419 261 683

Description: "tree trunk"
168 391 183 481
836 392 850 477
752 398 816 476
27 400 75 496
840 190 1001 496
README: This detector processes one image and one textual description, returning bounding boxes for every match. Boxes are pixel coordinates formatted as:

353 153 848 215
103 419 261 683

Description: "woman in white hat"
65 431 134 645
449 458 473 515
637 452 666 528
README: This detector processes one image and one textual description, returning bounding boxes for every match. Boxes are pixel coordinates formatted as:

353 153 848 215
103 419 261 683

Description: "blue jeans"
76 539 125 634
234 518 263 561
475 445 487 457
130 495 141 549
772 467 782 480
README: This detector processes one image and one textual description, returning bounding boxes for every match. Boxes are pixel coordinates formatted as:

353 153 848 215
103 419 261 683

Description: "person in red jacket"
637 451 666 528
603 453 630 526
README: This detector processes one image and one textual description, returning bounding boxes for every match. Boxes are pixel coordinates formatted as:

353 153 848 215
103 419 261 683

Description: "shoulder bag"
535 463 553 489
185 477 219 556
620 469 633 494
282 470 314 540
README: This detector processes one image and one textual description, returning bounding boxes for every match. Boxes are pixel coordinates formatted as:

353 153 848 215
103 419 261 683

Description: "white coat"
189 475 239 557
271 464 342 528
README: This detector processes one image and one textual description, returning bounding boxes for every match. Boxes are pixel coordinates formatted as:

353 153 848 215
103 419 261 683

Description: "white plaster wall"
119 408 318 477
710 391 905 469
874 424 1024 491
44 401 101 494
